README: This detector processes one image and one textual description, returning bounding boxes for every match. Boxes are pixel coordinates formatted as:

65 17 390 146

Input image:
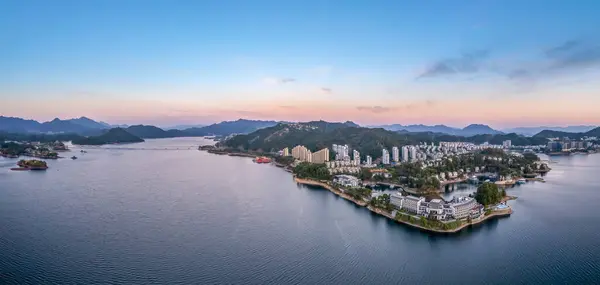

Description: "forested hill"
218 121 549 158
533 127 600 139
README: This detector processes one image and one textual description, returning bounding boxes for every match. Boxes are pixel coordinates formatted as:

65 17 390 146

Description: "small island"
72 128 144 145
12 159 49 171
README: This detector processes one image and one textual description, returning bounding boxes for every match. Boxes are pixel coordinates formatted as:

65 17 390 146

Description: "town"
274 140 558 232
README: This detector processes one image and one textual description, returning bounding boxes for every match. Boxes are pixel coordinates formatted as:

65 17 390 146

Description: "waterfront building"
401 196 425 214
282 147 289 156
450 196 478 219
366 155 372 166
292 145 312 162
390 193 404 209
382 149 390 164
333 175 360 187
392 146 399 162
311 148 330 164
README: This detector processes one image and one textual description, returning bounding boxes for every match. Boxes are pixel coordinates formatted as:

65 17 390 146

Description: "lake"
1 138 599 284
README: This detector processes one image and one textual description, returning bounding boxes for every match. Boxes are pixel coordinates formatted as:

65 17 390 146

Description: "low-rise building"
333 174 361 187
390 193 404 209
402 195 425 214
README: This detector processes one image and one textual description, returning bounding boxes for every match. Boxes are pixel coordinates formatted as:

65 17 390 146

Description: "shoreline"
294 177 512 234
199 147 515 234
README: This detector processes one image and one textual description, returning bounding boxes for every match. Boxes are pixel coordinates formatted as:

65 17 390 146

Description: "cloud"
548 43 600 71
262 77 296 85
278 105 297 110
356 106 394 113
545 40 581 58
417 50 490 79
507 40 600 83
320 87 332 94
356 101 437 114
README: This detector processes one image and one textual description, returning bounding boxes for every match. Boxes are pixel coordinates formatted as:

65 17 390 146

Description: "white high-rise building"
366 155 372 166
353 150 360 166
392 146 399 162
402 146 409 162
382 149 390 164
503 140 512 148
409 146 417 162
332 144 350 160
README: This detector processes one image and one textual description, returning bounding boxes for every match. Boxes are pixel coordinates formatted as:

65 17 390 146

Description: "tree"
475 182 502 206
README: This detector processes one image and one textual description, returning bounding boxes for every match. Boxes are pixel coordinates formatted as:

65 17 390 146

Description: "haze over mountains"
0 116 278 138
373 124 503 136
2 115 598 141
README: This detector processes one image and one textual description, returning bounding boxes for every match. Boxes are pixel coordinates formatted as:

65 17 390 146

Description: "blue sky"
2 0 600 127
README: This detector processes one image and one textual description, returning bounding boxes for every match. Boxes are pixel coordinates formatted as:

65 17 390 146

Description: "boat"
71 156 78 160
468 176 479 184
253 156 271 164
516 178 526 185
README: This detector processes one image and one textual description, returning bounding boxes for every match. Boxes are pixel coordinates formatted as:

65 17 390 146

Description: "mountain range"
0 116 279 139
220 121 549 158
532 127 600 139
503 126 598 136
374 124 503 136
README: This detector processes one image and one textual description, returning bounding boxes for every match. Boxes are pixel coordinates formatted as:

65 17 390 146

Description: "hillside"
375 123 503 136
72 128 144 145
184 119 279 136
221 121 434 158
505 125 597 136
0 116 41 133
533 127 600 139
0 116 109 134
220 122 549 158
125 125 187 138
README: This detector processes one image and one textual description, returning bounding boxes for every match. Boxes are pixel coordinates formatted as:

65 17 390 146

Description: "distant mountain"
374 123 502 136
165 124 206 130
533 127 600 139
125 125 187 139
72 128 144 145
184 119 279 136
375 124 459 134
219 121 541 159
505 126 597 136
0 116 110 134
0 116 41 133
40 118 96 134
461 124 503 136
66 117 110 129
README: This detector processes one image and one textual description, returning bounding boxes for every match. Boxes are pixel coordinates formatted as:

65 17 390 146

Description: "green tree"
475 182 502 206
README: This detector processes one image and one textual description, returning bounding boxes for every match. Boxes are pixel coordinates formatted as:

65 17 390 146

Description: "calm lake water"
1 138 599 284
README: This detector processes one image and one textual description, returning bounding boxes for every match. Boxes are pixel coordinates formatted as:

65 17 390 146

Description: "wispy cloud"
417 50 490 79
507 39 600 82
262 77 296 85
356 101 436 114
320 87 332 94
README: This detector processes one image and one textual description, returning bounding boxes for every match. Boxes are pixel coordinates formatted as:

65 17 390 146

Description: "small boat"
516 178 526 185
71 156 78 160
468 176 479 184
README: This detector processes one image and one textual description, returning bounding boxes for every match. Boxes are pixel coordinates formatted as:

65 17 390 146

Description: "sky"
2 0 600 128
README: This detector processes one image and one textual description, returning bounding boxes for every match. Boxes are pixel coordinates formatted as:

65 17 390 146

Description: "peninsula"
197 121 562 234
